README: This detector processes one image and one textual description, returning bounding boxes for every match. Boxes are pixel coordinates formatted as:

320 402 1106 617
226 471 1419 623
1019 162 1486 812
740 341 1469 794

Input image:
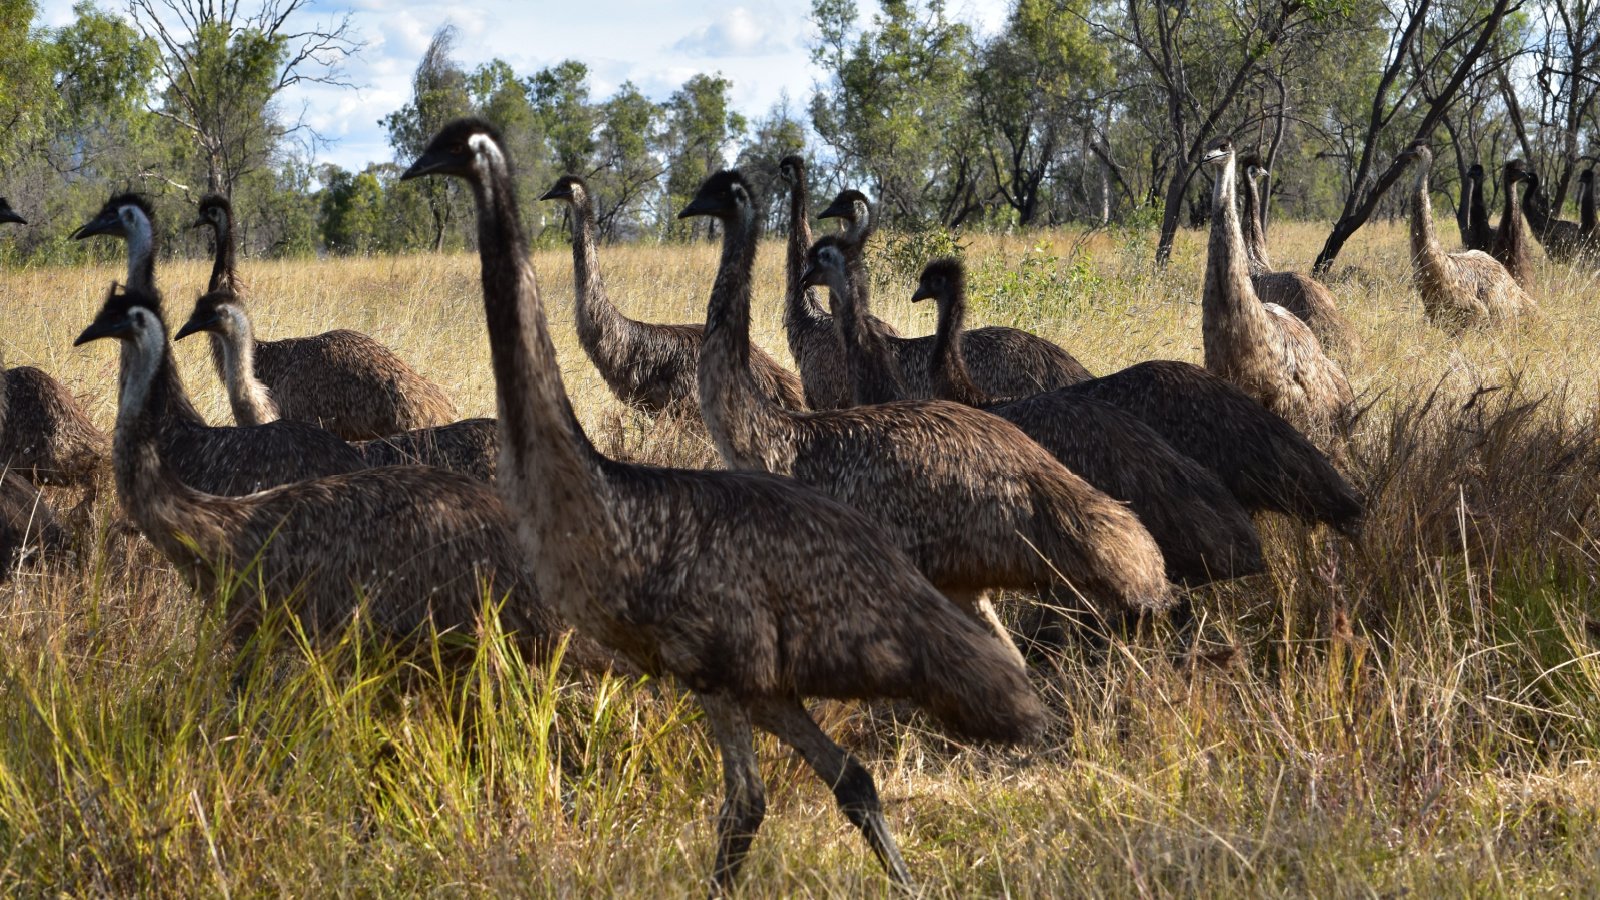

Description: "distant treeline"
0 0 1594 268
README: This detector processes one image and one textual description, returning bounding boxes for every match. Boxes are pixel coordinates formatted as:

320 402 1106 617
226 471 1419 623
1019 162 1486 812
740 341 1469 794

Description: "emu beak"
910 286 933 303
401 149 464 181
798 260 822 287
71 212 122 240
539 184 574 202
677 195 719 219
174 312 220 341
817 198 851 220
73 317 130 346
188 216 208 229
0 208 25 225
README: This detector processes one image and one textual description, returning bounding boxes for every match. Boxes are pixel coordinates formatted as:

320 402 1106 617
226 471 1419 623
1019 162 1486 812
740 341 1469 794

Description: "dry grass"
4 220 1600 896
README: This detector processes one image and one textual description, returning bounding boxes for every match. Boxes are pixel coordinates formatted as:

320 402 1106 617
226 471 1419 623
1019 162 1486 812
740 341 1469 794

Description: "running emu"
190 193 459 440
404 118 1044 895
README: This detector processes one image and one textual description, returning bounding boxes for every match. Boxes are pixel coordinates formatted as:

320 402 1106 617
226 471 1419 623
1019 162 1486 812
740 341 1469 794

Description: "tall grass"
3 221 1600 895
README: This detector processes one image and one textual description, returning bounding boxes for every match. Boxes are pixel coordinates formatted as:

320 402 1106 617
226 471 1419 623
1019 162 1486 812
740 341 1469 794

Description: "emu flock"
0 122 1594 892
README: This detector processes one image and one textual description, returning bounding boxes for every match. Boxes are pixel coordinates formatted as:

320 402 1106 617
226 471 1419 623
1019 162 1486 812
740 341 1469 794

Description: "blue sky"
37 0 1010 172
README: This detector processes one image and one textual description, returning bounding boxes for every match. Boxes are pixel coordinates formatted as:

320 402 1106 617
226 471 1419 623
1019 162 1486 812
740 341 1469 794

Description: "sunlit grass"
2 220 1600 894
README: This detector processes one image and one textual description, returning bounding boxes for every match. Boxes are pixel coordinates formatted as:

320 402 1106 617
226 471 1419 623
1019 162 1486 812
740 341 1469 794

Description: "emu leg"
698 693 766 896
939 588 1026 670
754 698 914 888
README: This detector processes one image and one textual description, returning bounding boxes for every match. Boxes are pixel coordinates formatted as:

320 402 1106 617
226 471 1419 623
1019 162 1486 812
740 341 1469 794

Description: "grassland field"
3 219 1600 896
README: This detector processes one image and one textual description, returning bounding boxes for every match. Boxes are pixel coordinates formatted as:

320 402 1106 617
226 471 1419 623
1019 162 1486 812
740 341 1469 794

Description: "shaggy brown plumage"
818 190 1093 400
3 202 104 497
1464 164 1498 251
1490 160 1535 288
75 285 602 672
907 257 1265 586
406 118 1043 893
1400 144 1535 331
1068 359 1363 534
0 357 106 491
539 175 805 416
175 291 499 482
686 170 1172 655
1201 139 1352 433
73 203 371 495
1238 154 1356 355
190 194 458 440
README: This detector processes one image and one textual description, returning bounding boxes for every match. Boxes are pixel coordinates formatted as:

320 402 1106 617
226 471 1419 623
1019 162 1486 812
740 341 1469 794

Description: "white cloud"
672 7 792 58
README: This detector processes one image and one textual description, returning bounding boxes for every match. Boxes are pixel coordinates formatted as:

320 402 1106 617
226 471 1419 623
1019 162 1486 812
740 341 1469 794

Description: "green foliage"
968 239 1102 323
869 227 968 292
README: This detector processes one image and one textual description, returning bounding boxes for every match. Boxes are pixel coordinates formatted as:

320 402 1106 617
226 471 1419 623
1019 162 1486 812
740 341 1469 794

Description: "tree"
973 0 1109 226
528 59 596 175
0 0 57 169
735 96 812 234
591 81 663 241
129 0 361 195
660 72 746 238
1312 0 1517 274
383 25 471 251
809 0 980 226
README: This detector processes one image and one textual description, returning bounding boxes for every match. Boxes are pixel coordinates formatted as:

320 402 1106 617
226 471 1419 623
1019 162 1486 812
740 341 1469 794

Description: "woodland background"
0 0 1595 269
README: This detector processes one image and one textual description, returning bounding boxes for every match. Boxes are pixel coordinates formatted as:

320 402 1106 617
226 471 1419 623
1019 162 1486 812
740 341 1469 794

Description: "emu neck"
212 312 279 426
1581 176 1596 236
698 202 792 470
1202 155 1271 353
125 222 156 296
1468 171 1492 246
785 174 824 320
1521 175 1556 234
825 266 905 405
1497 177 1529 265
1239 171 1272 274
570 194 630 357
207 220 239 294
112 324 209 554
929 289 990 407
468 151 611 549
1409 160 1448 283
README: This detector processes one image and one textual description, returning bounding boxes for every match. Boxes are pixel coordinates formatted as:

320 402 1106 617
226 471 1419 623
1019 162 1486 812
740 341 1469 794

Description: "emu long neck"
1468 171 1492 245
824 266 905 405
203 219 243 383
213 311 279 426
469 148 611 549
207 219 239 294
1521 175 1556 234
785 173 823 320
929 288 990 408
698 202 793 470
1581 175 1596 235
1239 170 1272 274
126 220 156 295
570 193 631 358
1498 176 1529 261
1203 155 1271 345
1409 158 1446 276
113 324 210 549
